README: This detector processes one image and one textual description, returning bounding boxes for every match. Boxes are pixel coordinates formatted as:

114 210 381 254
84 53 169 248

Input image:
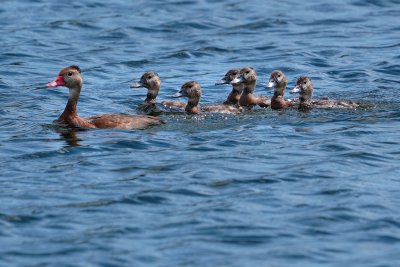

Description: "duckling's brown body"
47 66 164 129
160 100 187 110
239 92 270 107
231 67 270 108
291 76 359 110
171 81 241 114
131 71 165 114
215 68 244 106
202 104 241 114
266 70 293 109
270 95 293 109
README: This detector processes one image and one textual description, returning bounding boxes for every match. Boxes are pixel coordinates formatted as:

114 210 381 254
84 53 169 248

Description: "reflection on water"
58 129 81 147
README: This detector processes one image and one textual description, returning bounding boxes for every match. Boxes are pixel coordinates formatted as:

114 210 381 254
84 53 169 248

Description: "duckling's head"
266 70 287 89
130 71 160 90
215 68 241 85
291 76 313 101
230 67 257 85
130 71 160 103
173 80 202 100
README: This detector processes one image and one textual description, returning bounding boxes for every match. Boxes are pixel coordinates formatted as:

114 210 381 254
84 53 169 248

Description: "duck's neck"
243 81 256 94
299 95 311 104
144 93 157 104
185 97 200 114
144 86 159 104
226 85 243 105
60 87 81 120
273 82 287 98
299 89 312 103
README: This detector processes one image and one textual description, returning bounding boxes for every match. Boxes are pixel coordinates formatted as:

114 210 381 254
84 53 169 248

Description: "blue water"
1 0 400 266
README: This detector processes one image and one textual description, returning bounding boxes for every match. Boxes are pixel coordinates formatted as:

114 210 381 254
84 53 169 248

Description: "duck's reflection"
59 130 81 147
50 124 84 147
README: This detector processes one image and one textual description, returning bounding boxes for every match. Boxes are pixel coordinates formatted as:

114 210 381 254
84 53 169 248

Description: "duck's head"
215 68 241 85
47 65 82 89
291 76 313 100
130 71 160 90
173 80 201 100
266 70 287 89
230 67 257 85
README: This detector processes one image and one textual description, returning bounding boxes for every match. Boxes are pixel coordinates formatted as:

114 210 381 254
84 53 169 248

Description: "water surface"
1 0 400 266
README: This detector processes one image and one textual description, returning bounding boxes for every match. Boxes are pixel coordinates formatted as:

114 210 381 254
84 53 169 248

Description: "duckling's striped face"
182 81 201 98
291 76 313 97
267 70 286 88
215 68 241 85
225 68 241 83
241 67 257 83
231 67 257 84
131 71 160 89
173 81 201 99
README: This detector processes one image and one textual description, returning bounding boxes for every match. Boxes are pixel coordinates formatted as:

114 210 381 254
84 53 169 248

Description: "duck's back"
87 114 164 130
202 104 241 114
240 94 270 107
271 96 292 109
311 99 359 109
160 100 186 109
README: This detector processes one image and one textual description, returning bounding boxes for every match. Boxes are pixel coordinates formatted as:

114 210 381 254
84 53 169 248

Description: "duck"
130 71 163 114
290 76 359 110
230 67 270 108
215 68 244 106
171 81 241 114
265 70 293 109
47 65 164 130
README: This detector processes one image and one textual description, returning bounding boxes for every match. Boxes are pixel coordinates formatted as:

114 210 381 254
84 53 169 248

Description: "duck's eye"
303 81 307 85
245 71 250 74
278 74 281 78
148 76 153 80
68 72 73 76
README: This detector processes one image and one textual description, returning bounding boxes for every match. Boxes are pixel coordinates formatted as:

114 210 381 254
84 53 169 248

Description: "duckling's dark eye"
278 74 281 78
245 71 250 74
68 72 73 76
303 81 307 85
148 76 153 80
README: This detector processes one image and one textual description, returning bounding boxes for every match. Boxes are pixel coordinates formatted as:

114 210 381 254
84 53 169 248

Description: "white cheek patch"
172 91 183 98
290 86 300 94
231 77 244 84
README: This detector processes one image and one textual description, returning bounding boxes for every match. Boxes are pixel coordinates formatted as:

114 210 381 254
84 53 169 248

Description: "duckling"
172 81 240 114
265 70 293 109
230 67 270 108
215 68 244 106
130 71 163 114
290 76 359 110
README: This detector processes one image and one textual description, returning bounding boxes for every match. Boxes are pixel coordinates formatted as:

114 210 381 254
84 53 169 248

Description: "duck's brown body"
47 66 164 129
